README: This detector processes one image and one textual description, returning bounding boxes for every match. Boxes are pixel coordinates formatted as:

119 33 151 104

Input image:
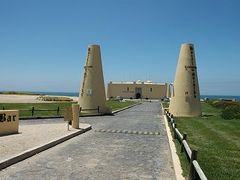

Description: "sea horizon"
1 90 240 100
24 91 240 100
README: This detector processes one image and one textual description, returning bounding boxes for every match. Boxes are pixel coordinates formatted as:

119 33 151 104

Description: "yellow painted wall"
107 82 169 99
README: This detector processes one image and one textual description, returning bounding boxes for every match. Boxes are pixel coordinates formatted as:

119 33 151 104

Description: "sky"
0 0 240 95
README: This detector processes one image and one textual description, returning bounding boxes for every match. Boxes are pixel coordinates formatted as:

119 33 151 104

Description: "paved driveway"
0 101 175 180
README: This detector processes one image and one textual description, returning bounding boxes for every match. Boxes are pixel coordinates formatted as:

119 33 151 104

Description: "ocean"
36 92 240 100
200 95 240 101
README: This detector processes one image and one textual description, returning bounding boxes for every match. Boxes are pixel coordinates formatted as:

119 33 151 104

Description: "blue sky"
0 0 240 95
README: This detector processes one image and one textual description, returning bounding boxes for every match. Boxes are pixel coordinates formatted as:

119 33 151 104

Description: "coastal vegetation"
0 91 42 95
0 100 136 118
208 100 240 120
36 95 73 102
164 101 240 179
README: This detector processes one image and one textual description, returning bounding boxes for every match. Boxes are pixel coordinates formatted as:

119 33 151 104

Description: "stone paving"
0 122 73 161
0 101 176 180
0 119 88 161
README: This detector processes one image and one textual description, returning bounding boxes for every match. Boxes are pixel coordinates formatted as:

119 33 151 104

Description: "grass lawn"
165 102 240 179
106 100 136 111
161 102 170 108
0 100 136 118
0 102 74 117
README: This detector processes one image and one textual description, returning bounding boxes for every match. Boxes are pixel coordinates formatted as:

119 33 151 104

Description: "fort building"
107 80 170 99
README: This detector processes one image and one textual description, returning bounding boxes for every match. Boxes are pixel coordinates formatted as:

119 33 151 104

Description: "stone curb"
0 125 92 171
161 105 185 180
112 103 141 114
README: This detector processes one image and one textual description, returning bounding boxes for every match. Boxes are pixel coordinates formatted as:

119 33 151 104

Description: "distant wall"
107 82 168 99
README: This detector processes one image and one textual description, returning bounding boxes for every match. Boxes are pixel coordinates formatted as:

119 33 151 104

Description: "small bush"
221 105 240 120
208 100 240 120
211 101 239 109
37 96 73 102
0 91 41 95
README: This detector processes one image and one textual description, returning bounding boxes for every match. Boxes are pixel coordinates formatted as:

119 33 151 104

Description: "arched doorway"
135 87 142 99
136 92 141 99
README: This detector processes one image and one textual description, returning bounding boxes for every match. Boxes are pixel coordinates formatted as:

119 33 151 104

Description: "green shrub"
208 100 240 120
0 91 41 95
211 101 239 109
37 96 73 102
221 105 240 120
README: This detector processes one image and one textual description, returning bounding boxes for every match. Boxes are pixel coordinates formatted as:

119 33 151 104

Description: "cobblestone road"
0 101 176 180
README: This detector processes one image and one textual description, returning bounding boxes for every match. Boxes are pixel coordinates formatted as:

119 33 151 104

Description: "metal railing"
165 109 208 180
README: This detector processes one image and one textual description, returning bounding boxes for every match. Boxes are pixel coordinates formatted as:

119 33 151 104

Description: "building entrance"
135 87 142 99
135 93 141 99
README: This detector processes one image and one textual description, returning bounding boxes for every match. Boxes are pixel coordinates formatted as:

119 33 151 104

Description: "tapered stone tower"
79 44 109 115
166 83 171 98
169 43 201 117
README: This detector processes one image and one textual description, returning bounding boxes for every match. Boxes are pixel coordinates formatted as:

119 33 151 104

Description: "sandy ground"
0 120 90 161
0 95 78 103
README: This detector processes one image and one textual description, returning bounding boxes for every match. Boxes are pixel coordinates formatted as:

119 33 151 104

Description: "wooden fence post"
167 113 170 121
57 106 60 115
181 133 187 153
189 150 198 180
174 124 177 139
31 106 35 116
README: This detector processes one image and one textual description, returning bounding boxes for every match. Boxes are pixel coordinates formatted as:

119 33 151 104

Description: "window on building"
127 87 129 91
150 88 152 92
